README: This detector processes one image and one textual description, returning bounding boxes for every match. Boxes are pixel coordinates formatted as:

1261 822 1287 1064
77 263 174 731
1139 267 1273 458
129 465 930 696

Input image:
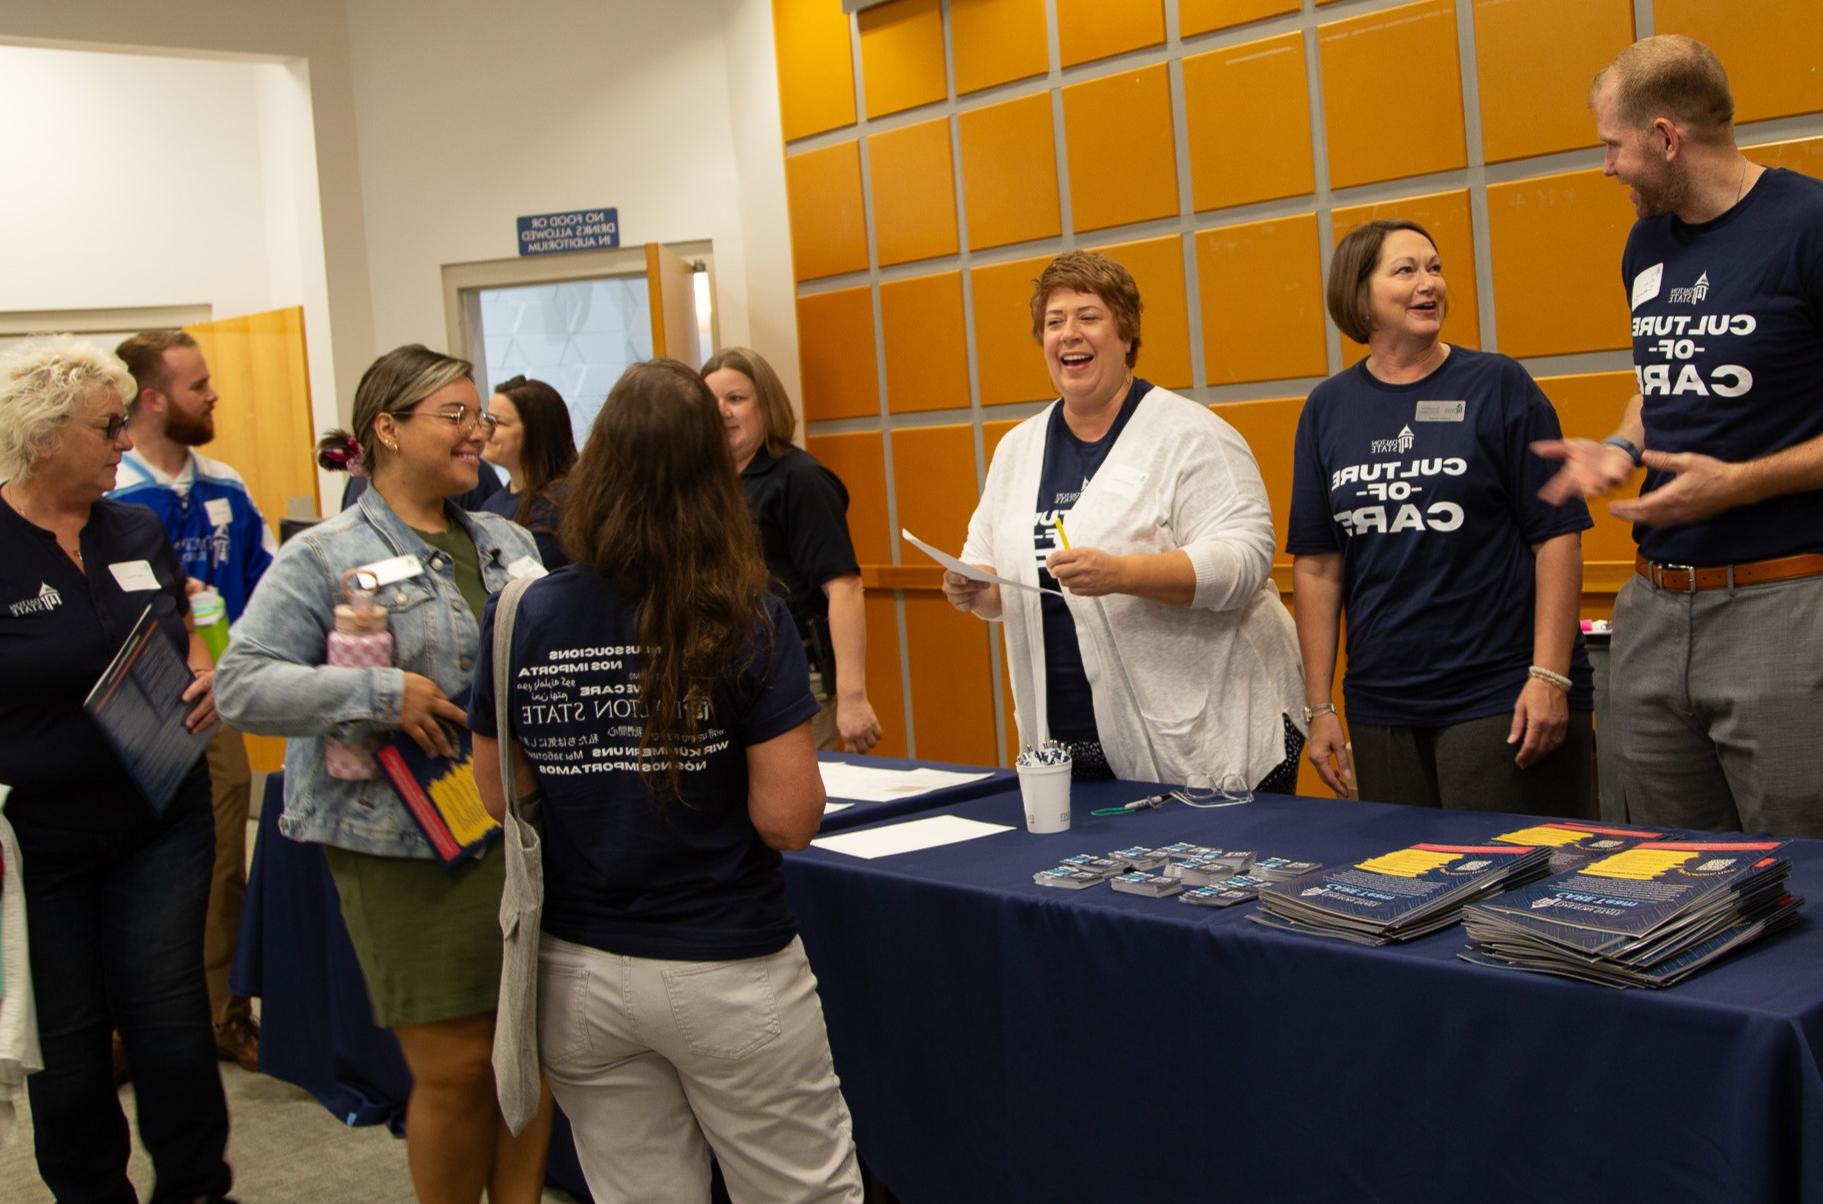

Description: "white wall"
341 0 798 398
0 46 276 317
0 0 801 419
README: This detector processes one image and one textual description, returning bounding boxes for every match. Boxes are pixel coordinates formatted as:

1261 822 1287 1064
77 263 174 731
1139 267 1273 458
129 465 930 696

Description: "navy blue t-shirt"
1621 167 1823 564
1287 348 1594 726
470 567 819 962
1034 378 1149 742
0 498 205 832
476 485 567 570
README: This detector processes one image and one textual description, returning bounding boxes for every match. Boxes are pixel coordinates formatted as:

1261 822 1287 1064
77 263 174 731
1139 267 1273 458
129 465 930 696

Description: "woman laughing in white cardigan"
944 252 1305 790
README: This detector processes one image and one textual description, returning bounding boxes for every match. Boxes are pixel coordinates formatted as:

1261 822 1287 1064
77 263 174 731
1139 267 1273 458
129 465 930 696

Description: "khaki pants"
539 935 862 1203
202 723 252 1029
809 669 840 752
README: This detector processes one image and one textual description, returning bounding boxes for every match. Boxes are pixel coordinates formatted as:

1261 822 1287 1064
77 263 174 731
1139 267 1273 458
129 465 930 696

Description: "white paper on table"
822 801 853 815
810 814 1015 860
819 761 995 803
901 529 1061 596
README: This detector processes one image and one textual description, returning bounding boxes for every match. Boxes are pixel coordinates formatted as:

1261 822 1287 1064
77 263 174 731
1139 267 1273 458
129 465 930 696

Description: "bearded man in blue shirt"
110 330 274 1070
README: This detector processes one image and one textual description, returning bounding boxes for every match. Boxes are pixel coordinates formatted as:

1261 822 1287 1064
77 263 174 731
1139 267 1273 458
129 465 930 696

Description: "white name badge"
506 556 548 581
108 560 161 591
1415 400 1465 422
1631 262 1664 311
352 554 424 589
204 497 233 526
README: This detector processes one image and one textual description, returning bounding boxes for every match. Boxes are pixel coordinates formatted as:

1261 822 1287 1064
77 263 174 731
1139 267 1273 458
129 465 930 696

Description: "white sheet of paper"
819 761 995 803
811 814 1014 860
822 800 853 815
901 529 1061 596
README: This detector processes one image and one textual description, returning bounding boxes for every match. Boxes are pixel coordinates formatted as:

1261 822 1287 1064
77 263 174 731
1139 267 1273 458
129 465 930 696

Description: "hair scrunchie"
318 434 366 477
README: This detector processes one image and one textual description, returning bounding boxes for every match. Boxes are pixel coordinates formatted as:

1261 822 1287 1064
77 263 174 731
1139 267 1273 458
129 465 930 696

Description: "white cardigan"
0 786 40 1144
962 387 1304 788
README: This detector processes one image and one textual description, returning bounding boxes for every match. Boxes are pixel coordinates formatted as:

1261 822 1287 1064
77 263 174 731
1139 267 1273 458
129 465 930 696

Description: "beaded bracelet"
1528 665 1572 693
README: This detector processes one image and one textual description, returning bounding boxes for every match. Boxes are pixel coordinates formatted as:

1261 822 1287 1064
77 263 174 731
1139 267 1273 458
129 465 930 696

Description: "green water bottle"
193 587 230 662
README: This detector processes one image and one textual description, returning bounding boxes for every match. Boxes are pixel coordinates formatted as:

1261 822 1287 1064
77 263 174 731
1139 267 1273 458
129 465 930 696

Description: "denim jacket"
216 488 539 857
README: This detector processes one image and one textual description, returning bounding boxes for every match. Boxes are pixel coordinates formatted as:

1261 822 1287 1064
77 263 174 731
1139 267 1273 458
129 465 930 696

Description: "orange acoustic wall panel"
959 93 1063 250
773 0 857 141
1330 189 1481 367
785 141 869 281
1748 134 1823 176
881 271 971 414
1210 397 1305 565
903 593 1000 765
1473 0 1633 163
951 0 1049 96
892 423 981 556
1196 213 1328 385
983 416 1025 465
1063 65 1180 234
1656 0 1823 124
1486 167 1636 358
970 254 1058 406
863 591 909 758
1184 33 1315 212
1319 0 1467 190
1180 0 1300 38
1084 234 1193 390
1055 0 1165 69
868 117 959 266
796 287 879 421
806 431 892 565
858 0 948 119
1533 371 1643 569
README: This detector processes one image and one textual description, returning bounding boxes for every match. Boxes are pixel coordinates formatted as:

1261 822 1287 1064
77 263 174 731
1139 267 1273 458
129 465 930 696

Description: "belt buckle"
1660 562 1698 593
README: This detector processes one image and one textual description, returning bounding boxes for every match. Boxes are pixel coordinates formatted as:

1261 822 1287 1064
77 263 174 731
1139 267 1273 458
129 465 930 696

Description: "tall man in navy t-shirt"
110 330 273 1070
1537 35 1823 839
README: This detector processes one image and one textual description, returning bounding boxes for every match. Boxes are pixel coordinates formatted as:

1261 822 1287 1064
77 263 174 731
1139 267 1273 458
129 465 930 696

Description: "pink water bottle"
324 570 394 780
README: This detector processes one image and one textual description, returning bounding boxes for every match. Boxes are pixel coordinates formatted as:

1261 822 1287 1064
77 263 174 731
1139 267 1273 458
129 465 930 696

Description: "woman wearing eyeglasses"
479 374 576 570
0 337 231 1203
216 344 551 1203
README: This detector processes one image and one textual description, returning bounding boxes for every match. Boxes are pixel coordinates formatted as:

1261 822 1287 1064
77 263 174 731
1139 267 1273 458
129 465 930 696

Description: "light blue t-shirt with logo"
1287 347 1592 727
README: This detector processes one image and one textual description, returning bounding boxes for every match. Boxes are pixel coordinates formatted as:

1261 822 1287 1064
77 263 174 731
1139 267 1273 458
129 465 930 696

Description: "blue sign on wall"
516 207 619 256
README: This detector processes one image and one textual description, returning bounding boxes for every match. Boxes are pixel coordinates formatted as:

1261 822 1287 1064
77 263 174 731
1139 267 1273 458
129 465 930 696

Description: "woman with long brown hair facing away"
472 358 862 1201
217 344 552 1202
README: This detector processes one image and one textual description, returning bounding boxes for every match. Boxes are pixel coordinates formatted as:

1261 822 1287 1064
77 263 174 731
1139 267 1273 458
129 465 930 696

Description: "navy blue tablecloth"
818 750 1013 832
783 779 1823 1204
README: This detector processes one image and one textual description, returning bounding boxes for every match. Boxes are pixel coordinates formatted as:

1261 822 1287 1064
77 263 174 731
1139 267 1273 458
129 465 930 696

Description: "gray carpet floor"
2 1062 575 1202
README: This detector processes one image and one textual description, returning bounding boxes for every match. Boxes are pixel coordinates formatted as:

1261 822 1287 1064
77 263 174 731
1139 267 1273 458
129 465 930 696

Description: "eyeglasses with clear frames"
396 405 499 435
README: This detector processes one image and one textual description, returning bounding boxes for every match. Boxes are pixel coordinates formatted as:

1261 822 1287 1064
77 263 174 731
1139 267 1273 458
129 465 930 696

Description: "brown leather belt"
1634 552 1823 592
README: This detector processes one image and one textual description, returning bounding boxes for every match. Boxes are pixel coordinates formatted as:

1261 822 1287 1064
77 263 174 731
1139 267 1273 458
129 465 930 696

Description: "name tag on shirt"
1414 400 1465 422
506 556 547 581
109 560 161 591
204 497 233 526
1631 262 1664 310
353 554 424 589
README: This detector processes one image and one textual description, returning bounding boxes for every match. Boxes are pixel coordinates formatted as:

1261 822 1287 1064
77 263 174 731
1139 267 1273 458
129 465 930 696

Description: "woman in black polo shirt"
0 336 231 1202
701 347 884 754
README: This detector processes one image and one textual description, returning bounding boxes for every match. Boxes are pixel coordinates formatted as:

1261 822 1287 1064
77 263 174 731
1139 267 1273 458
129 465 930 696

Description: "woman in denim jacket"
216 345 551 1203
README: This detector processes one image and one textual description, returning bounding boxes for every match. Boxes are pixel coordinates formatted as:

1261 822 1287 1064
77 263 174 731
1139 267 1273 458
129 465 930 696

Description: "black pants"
19 781 232 1203
1350 709 1595 816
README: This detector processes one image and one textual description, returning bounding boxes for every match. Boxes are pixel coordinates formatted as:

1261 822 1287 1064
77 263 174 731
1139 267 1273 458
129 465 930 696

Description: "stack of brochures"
1490 819 1669 873
1251 843 1553 946
1460 840 1802 988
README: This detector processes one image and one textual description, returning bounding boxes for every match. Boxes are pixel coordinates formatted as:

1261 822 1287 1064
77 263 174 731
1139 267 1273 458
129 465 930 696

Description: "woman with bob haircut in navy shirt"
471 358 862 1203
1289 220 1596 815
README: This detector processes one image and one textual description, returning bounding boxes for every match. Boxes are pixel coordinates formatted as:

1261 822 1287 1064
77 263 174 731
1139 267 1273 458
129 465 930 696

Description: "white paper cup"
1016 760 1072 833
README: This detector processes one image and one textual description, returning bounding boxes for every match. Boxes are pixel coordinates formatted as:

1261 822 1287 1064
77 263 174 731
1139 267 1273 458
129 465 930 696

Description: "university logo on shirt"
8 582 62 617
1667 272 1710 305
1370 425 1416 455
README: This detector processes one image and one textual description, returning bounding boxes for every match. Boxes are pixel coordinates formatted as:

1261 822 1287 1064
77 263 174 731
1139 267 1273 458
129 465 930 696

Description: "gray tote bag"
490 574 545 1135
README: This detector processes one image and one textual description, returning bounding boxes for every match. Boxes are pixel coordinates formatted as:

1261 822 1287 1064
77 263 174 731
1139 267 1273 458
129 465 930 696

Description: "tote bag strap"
491 574 539 819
